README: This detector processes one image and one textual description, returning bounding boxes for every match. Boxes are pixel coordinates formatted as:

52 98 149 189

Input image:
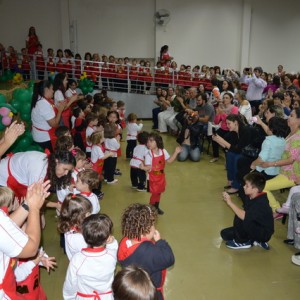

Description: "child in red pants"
140 132 181 215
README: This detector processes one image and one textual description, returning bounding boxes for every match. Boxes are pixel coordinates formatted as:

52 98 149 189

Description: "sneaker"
131 186 138 189
210 158 218 163
107 179 118 184
104 179 107 183
283 239 294 245
276 206 289 214
291 252 300 266
226 239 252 249
114 170 122 176
137 188 147 192
253 241 270 250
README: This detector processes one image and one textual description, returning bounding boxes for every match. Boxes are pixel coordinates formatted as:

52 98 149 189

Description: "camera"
212 127 217 135
245 67 250 72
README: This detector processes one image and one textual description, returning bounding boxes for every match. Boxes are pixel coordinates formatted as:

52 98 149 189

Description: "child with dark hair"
103 123 120 184
129 131 149 191
55 135 74 152
55 125 71 138
112 265 157 300
221 172 274 250
76 169 100 214
126 113 143 159
58 194 92 260
140 132 181 214
63 214 118 299
72 106 86 151
118 203 174 300
117 100 126 129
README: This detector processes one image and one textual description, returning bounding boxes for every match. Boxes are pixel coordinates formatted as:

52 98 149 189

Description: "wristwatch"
21 202 29 212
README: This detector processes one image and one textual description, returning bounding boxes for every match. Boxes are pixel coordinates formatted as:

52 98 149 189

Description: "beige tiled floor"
41 122 299 300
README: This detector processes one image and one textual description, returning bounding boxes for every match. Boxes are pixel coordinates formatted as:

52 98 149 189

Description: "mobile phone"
212 128 217 135
245 68 250 72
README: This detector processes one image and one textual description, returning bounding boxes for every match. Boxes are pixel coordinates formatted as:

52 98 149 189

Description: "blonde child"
75 169 100 213
140 132 181 214
118 203 174 300
58 194 92 260
90 131 113 199
63 214 118 299
126 113 143 159
103 123 120 184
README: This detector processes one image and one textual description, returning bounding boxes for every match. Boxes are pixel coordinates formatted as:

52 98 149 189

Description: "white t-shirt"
54 90 65 106
104 138 120 158
0 151 48 187
126 123 143 141
91 145 104 163
31 97 55 142
0 210 28 298
65 88 77 98
145 149 170 166
130 145 148 168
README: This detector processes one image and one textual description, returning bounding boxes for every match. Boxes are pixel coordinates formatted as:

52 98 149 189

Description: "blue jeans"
152 107 162 129
177 144 201 162
226 151 242 189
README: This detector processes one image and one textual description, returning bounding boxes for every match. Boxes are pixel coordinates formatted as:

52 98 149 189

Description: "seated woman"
250 117 289 180
158 86 186 134
212 114 253 194
176 112 202 162
152 88 165 130
260 108 300 213
210 93 239 163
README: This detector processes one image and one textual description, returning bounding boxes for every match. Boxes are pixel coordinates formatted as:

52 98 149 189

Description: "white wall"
0 0 62 53
0 0 300 73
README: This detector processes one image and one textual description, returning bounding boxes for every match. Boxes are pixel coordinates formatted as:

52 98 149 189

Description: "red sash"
76 290 112 300
149 150 166 194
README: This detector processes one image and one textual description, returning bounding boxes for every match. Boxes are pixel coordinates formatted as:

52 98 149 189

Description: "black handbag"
242 145 260 158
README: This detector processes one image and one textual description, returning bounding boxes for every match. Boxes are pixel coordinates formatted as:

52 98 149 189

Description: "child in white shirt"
126 113 143 159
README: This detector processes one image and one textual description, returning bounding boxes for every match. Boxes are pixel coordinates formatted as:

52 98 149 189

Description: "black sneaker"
253 241 270 250
114 170 122 176
283 239 294 245
226 239 252 249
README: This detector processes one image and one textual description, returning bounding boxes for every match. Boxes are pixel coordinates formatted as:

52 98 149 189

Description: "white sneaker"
107 179 118 184
291 252 300 266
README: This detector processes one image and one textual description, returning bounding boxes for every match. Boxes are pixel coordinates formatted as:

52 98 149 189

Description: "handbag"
242 145 260 158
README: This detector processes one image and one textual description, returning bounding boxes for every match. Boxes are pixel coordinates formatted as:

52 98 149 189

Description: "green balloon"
81 86 88 95
88 86 93 93
0 94 6 104
0 117 5 131
17 89 31 104
15 136 31 151
27 81 35 88
10 99 20 111
1 75 8 82
13 88 23 100
20 112 31 122
21 102 31 114
5 70 13 80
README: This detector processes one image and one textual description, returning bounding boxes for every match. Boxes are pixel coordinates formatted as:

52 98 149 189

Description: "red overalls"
16 261 47 300
76 248 112 300
32 98 58 151
149 150 166 204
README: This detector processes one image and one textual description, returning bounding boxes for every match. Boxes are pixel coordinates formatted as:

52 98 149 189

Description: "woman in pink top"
210 93 239 162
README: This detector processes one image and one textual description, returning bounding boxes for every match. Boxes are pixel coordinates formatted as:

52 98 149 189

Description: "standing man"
240 66 267 114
